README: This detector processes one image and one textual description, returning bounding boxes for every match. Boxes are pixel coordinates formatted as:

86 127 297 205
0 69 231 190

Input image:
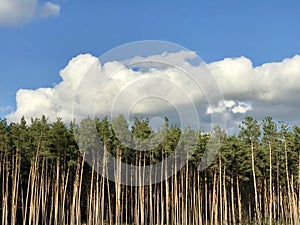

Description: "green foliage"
2 114 299 179
0 118 10 153
239 116 261 144
1 114 300 224
28 115 50 158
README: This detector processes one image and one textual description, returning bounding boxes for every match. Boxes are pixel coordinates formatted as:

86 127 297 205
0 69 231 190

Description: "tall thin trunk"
236 176 242 225
231 172 236 225
269 142 272 225
298 153 300 218
115 147 121 225
219 158 223 225
205 171 208 225
284 140 293 223
11 156 20 225
223 166 228 225
211 169 217 225
251 141 261 224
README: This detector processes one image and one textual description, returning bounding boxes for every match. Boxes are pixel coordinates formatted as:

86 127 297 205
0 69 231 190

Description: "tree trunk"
251 141 261 224
269 142 272 225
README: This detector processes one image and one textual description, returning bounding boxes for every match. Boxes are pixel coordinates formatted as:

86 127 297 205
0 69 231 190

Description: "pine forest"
1 115 300 225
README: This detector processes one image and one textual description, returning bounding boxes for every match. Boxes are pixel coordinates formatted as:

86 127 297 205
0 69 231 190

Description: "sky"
1 0 300 132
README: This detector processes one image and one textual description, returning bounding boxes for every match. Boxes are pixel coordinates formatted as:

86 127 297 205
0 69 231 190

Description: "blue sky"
1 0 300 125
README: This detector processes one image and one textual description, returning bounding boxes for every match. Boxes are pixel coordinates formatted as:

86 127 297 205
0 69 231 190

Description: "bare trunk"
269 142 272 225
231 172 236 225
251 141 261 224
236 176 242 225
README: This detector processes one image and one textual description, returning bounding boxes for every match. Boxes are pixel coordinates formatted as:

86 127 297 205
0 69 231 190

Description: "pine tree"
239 116 261 224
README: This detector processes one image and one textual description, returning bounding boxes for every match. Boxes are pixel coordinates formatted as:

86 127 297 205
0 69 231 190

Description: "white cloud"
6 52 213 129
209 55 300 102
0 0 37 26
0 0 60 26
207 100 252 114
6 52 300 132
209 55 300 124
232 102 252 114
38 2 60 18
8 54 98 122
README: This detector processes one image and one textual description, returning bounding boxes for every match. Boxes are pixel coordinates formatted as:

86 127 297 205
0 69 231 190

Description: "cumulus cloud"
0 0 60 26
209 55 300 124
207 100 252 114
6 52 300 132
8 54 99 122
6 51 217 132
